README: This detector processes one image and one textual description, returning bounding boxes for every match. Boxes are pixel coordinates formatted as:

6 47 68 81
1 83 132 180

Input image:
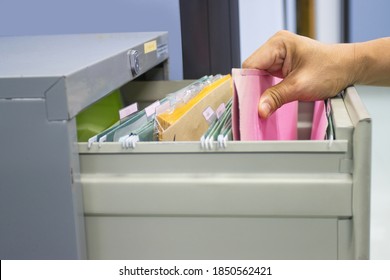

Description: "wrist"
350 42 368 85
339 43 360 87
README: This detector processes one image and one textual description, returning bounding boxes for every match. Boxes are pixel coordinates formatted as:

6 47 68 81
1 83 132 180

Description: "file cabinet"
79 82 371 260
0 32 168 259
0 33 371 260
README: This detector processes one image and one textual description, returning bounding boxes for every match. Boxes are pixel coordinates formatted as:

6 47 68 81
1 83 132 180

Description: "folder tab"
157 75 232 141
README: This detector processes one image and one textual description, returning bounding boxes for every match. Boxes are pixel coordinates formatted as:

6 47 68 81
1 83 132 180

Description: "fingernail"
260 101 271 118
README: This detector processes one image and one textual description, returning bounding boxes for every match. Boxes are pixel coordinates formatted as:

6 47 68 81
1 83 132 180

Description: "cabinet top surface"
0 32 166 78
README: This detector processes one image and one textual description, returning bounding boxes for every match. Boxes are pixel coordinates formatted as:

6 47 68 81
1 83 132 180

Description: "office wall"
238 0 284 63
0 0 183 80
349 0 390 42
315 0 342 43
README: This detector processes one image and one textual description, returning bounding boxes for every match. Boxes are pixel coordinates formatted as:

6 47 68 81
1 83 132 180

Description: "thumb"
258 79 293 119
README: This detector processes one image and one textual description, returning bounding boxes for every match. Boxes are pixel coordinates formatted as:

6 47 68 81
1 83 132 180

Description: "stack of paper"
156 75 232 141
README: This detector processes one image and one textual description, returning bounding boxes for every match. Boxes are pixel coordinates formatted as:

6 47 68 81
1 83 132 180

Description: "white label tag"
155 101 171 115
157 44 168 58
119 103 138 120
203 106 216 124
145 100 161 118
216 103 226 119
175 90 186 102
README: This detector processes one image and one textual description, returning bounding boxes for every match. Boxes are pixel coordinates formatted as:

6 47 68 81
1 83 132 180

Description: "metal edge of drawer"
82 173 352 218
78 139 348 153
343 86 372 259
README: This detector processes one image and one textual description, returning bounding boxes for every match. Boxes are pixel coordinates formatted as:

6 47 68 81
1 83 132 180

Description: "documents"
84 70 333 147
232 68 298 140
156 75 232 141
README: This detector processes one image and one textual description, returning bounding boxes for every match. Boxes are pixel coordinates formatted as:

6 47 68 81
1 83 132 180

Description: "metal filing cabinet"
0 33 371 260
0 32 168 259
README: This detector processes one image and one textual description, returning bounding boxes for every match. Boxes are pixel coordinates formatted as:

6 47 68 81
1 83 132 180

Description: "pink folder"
232 68 298 141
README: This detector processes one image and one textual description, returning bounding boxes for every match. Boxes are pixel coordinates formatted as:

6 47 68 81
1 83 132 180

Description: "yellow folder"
156 75 232 141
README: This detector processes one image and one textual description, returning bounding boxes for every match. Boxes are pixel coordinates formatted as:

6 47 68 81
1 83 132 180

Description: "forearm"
241 31 390 118
353 38 390 86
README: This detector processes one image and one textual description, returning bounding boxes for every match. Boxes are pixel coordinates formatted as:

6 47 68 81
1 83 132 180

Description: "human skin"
242 30 390 118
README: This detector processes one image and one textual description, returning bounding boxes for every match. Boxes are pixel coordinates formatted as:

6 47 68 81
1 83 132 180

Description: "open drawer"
78 82 371 260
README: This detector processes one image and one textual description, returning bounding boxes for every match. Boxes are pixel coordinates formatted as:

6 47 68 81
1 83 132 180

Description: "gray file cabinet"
0 32 168 259
0 33 371 260
79 84 371 260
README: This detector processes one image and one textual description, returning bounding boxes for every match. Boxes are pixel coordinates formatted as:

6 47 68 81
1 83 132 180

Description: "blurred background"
1 0 389 259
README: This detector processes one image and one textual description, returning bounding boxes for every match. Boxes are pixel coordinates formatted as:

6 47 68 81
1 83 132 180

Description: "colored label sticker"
144 40 157 54
203 106 216 124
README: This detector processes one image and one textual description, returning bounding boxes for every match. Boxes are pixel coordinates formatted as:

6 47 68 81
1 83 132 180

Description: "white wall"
285 0 297 33
238 0 296 63
315 0 342 43
350 0 390 42
0 0 183 79
238 0 285 63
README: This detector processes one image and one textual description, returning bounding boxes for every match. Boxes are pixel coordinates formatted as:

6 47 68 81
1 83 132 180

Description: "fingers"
243 33 289 73
242 43 275 71
258 79 292 119
242 30 331 118
243 31 352 119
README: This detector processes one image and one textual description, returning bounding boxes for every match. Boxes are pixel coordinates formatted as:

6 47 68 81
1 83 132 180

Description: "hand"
242 30 356 118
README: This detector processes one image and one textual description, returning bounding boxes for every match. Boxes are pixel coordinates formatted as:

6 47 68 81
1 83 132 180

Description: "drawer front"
82 172 352 217
77 84 371 259
86 216 338 260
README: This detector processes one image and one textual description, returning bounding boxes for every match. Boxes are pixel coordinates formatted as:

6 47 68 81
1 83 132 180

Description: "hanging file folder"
232 68 298 141
156 75 232 141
